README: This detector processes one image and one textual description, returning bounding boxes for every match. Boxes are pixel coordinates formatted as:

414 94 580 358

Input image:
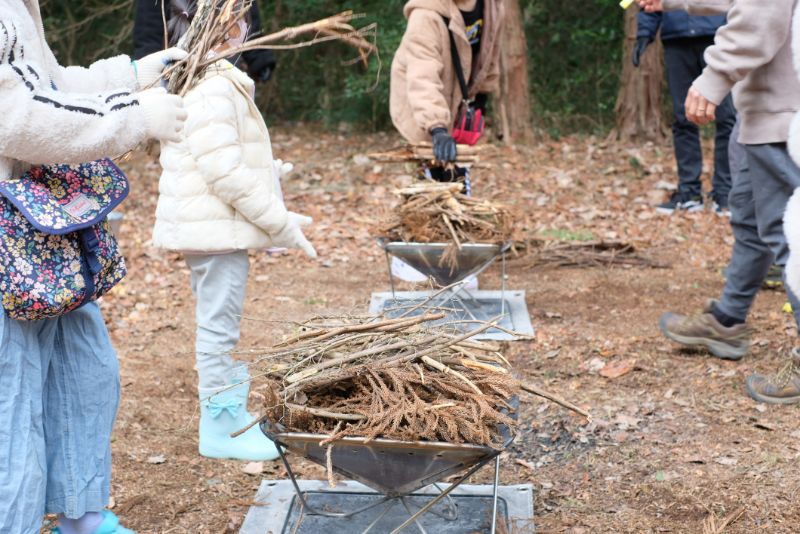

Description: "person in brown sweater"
390 0 504 165
640 0 800 404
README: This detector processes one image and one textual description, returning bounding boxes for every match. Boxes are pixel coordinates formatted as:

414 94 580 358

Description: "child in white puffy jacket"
152 0 317 462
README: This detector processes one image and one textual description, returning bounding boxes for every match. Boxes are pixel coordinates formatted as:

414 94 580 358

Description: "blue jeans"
0 302 119 533
664 36 737 198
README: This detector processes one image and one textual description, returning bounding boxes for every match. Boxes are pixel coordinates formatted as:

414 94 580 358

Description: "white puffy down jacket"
152 61 288 253
785 8 800 296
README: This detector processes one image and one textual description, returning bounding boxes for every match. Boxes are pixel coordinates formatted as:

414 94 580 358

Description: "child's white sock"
57 512 103 534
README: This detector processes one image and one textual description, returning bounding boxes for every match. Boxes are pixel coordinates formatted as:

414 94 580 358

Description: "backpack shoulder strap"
441 16 470 103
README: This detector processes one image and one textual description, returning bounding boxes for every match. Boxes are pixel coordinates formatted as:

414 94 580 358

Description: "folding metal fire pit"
383 241 508 289
260 419 515 534
371 241 533 341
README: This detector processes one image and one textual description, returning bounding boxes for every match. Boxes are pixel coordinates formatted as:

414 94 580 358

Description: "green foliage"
524 0 623 135
40 0 135 65
259 0 405 130
539 228 596 242
263 0 625 132
39 0 626 134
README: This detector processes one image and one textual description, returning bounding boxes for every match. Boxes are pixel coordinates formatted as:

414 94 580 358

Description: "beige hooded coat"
390 0 504 144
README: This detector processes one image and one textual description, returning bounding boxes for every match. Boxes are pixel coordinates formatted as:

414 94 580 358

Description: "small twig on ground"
702 506 745 534
520 382 591 420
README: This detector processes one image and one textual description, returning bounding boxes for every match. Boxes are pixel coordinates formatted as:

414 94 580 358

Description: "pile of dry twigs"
369 143 483 166
244 313 588 449
164 1 376 95
381 182 519 269
511 239 668 270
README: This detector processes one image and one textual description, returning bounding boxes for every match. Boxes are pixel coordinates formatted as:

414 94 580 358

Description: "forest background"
39 0 651 138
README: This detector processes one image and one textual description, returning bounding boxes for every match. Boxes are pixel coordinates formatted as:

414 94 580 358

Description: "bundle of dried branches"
381 182 520 270
515 240 668 270
165 1 377 95
245 313 588 449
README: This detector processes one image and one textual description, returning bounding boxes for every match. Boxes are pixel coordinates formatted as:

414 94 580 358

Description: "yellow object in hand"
620 0 635 8
784 302 794 314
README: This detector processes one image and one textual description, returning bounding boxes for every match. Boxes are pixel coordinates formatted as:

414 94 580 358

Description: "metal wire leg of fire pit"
388 455 502 534
276 444 394 519
275 443 504 534
443 251 509 325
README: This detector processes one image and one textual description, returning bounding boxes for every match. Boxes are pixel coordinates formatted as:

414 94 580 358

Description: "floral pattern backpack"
0 159 128 320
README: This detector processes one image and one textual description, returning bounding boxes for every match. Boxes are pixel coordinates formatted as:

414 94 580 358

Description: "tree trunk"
498 0 533 144
609 8 666 142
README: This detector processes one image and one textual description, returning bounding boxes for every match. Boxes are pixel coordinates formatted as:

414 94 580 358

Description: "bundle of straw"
243 313 588 448
381 182 520 270
164 1 377 95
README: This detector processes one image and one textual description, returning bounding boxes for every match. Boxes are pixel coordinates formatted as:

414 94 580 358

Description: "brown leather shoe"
658 301 751 360
746 349 800 404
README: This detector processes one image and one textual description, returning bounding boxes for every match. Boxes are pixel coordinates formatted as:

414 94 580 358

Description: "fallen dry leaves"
599 358 637 379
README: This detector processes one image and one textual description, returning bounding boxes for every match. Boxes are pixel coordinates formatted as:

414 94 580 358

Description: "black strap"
77 228 99 306
442 17 470 103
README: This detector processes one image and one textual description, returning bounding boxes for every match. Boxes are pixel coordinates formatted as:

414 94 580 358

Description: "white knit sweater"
152 61 288 253
0 0 148 178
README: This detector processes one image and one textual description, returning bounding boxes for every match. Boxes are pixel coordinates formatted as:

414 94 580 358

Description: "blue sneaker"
53 511 135 534
198 366 280 461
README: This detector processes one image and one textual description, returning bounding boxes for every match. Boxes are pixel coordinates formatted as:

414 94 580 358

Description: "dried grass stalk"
164 1 377 95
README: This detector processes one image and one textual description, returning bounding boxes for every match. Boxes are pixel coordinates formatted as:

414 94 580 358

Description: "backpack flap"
0 158 129 235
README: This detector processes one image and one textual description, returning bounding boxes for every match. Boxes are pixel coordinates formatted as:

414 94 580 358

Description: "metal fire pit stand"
381 241 512 322
261 419 512 534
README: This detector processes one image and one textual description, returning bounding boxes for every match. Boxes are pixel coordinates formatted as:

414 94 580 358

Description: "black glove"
632 37 652 68
473 93 488 114
431 127 457 162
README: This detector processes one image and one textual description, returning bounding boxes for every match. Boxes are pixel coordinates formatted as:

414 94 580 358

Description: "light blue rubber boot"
53 511 135 534
198 366 280 461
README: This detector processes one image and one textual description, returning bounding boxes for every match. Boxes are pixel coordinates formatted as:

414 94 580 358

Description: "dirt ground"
87 128 800 533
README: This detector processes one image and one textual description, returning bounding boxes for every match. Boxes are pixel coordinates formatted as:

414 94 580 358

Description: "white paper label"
63 194 100 220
